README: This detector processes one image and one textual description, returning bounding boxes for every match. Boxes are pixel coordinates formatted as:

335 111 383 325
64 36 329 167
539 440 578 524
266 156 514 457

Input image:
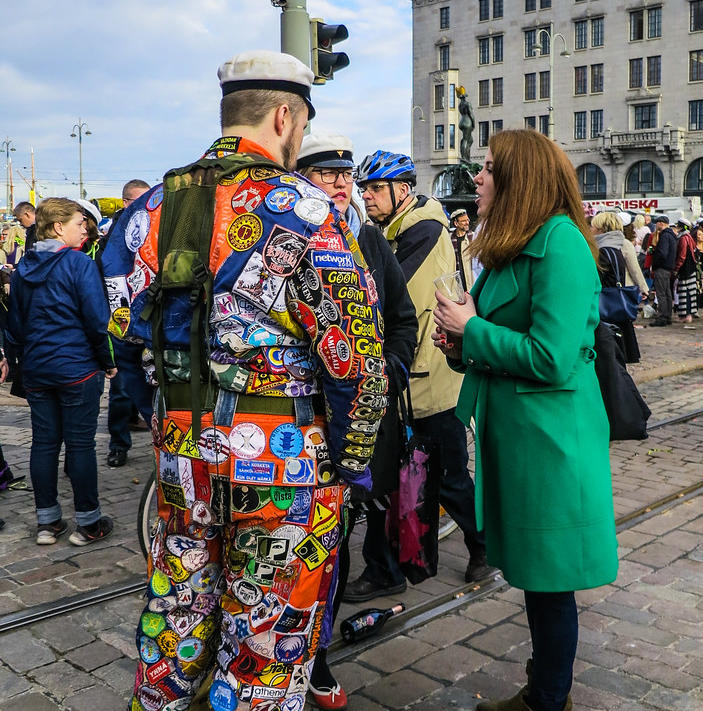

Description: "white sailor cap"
677 217 692 228
450 208 468 221
218 50 315 119
76 198 102 226
297 133 354 171
617 211 632 227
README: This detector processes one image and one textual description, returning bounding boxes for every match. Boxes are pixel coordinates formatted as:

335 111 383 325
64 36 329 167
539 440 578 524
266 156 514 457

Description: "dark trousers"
108 341 154 453
653 268 673 321
361 409 485 586
524 590 578 711
26 373 104 526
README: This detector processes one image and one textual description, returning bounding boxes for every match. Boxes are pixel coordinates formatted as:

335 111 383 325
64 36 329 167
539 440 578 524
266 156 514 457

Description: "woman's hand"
431 326 450 354
106 367 118 379
434 290 476 335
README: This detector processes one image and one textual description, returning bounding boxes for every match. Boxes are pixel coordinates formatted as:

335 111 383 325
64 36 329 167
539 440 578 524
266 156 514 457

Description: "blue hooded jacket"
7 240 114 389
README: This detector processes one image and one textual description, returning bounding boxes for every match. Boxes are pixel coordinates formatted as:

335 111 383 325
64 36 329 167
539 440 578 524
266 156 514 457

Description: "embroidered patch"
226 213 263 251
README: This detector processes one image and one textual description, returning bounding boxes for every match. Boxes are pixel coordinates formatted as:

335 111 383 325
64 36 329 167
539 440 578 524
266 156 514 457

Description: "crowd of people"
1 48 701 711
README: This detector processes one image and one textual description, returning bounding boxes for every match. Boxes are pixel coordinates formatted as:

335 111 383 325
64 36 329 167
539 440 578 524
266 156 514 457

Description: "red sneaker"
308 682 348 711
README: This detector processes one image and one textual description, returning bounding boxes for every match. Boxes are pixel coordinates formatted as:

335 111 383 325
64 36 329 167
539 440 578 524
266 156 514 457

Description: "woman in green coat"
434 130 618 711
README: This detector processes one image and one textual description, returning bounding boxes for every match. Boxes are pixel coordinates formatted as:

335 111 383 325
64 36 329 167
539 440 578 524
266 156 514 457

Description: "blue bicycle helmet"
356 150 417 187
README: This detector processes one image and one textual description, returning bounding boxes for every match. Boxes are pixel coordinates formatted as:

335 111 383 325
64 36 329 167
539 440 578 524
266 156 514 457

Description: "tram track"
1 407 701 638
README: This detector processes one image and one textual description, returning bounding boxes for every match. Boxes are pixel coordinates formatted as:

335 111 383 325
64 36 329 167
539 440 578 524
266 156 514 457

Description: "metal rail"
1 407 702 636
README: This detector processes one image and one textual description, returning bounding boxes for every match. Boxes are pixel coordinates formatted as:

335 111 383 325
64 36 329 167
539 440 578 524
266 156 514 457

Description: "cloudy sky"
1 0 412 206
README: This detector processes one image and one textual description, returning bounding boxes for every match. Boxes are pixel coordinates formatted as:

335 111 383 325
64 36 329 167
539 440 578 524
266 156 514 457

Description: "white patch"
124 209 150 252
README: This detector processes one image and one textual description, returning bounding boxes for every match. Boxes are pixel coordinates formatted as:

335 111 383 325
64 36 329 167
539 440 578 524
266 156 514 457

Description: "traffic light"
310 19 349 84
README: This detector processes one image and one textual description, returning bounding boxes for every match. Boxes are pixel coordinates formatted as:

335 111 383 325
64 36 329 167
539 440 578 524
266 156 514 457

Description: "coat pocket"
514 377 578 394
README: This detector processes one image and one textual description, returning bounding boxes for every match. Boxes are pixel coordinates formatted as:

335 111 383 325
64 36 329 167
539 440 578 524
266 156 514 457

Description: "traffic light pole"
279 0 311 69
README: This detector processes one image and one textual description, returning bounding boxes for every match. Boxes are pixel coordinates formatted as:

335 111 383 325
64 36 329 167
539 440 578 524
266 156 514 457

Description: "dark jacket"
652 227 676 270
358 223 418 499
7 240 114 389
24 223 37 252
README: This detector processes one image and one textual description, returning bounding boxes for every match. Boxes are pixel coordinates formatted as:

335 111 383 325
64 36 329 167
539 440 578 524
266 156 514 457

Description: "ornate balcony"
599 127 686 163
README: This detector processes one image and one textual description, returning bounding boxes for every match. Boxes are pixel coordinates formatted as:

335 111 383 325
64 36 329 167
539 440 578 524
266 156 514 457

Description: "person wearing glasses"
297 134 418 710
343 151 495 606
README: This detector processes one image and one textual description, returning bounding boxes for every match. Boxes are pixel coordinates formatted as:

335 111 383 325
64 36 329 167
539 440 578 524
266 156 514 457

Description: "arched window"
625 160 664 196
684 158 703 197
577 163 606 199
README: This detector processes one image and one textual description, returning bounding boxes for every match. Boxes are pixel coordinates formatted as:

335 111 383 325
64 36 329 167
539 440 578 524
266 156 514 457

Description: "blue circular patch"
288 487 312 516
146 185 163 211
139 634 162 664
269 423 304 459
274 634 307 662
265 187 299 213
210 679 238 711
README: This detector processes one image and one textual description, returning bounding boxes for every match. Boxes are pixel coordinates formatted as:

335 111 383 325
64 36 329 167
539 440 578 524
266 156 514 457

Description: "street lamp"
1 137 16 215
70 118 91 199
537 26 570 141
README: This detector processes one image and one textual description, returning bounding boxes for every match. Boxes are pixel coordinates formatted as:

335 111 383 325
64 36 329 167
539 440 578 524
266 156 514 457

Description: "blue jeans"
524 590 578 711
361 409 485 585
26 373 104 526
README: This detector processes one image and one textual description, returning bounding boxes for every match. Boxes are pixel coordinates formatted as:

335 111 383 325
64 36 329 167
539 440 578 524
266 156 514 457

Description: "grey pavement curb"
632 360 703 386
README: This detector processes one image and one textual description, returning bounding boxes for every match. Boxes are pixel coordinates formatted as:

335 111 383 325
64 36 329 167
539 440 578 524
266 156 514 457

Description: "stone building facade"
412 0 703 209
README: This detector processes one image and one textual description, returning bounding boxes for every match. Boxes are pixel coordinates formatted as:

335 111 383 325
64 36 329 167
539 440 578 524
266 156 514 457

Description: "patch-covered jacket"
383 195 463 419
102 137 387 491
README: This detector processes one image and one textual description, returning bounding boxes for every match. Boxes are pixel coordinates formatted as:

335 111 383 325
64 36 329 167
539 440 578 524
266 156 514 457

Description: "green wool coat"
455 214 619 592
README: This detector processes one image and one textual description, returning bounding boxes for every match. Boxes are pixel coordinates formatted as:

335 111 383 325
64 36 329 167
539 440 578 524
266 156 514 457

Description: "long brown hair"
469 129 598 269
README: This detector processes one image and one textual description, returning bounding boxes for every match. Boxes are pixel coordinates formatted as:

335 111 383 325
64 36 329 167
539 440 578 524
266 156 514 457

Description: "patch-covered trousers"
131 410 345 711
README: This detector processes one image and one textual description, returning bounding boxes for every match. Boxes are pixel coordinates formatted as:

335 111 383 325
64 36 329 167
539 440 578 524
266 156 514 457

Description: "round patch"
226 213 263 251
320 295 340 323
296 181 329 201
317 459 337 485
176 637 205 662
164 554 190 583
141 611 167 638
251 166 284 181
282 695 305 711
303 426 328 459
191 500 214 526
265 187 299 213
124 209 150 252
258 660 292 686
320 523 341 549
198 427 231 464
181 547 210 572
209 679 238 711
232 485 269 513
139 634 162 664
232 578 264 606
269 423 304 459
229 422 266 459
146 185 163 211
293 197 329 225
138 685 165 711
287 487 312 517
270 486 296 510
272 524 307 551
274 634 307 663
148 595 177 614
189 563 221 594
150 569 173 597
166 534 206 557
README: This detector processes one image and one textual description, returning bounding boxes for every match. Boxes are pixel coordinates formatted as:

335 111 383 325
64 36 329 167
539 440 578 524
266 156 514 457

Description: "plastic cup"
434 271 465 304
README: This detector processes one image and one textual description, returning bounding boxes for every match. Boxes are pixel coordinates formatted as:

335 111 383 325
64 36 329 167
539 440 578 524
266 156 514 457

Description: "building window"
493 35 504 63
575 20 588 50
449 83 456 108
525 0 536 11
439 45 450 70
493 119 504 133
630 10 644 41
629 58 643 88
493 0 503 19
539 70 550 98
525 73 537 100
525 116 537 129
690 50 703 81
434 84 445 110
648 7 662 37
575 66 587 94
590 109 603 138
626 160 664 195
692 1 703 32
574 111 587 139
525 27 549 57
634 103 657 129
591 64 604 93
435 124 445 150
690 100 703 130
493 77 504 104
440 6 450 29
479 79 490 106
479 0 490 21
647 56 661 86
449 124 456 149
685 158 703 197
525 29 536 57
578 163 607 199
479 37 490 65
591 17 604 47
539 115 549 135
540 0 551 7
479 121 490 147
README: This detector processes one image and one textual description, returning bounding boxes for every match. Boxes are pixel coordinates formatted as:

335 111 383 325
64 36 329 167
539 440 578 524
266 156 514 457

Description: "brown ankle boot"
476 689 573 711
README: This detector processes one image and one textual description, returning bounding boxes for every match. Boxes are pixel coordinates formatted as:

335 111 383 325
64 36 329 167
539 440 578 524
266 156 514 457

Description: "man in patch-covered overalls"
102 50 387 711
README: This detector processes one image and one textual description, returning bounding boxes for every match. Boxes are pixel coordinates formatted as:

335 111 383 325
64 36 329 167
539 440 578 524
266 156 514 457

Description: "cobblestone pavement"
0 323 702 710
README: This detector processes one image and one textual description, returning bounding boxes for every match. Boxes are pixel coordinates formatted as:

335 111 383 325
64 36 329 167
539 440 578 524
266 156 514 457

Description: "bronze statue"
456 85 475 164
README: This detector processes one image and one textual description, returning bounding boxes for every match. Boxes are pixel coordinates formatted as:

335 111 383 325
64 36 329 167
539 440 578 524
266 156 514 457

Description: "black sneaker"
107 450 127 467
465 555 500 583
342 575 406 603
37 519 69 545
69 516 114 546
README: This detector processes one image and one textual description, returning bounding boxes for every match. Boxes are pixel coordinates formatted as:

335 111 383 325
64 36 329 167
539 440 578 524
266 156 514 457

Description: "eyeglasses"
362 182 391 194
312 169 354 184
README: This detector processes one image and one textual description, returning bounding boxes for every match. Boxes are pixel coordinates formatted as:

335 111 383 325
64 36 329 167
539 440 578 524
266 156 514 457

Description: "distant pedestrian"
13 201 36 252
6 197 116 546
673 219 698 322
648 215 677 326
